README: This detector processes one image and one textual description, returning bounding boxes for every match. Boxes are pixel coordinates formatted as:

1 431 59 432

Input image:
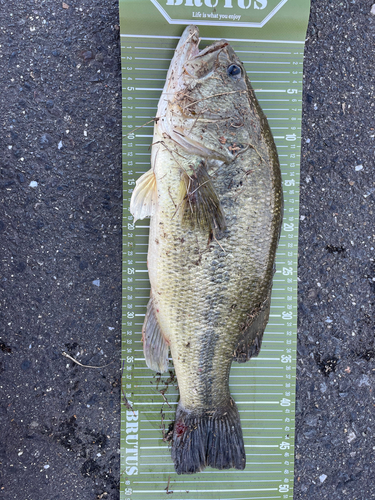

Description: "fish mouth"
162 26 230 99
175 26 229 66
170 27 230 91
192 39 229 60
169 26 201 89
176 25 201 64
157 26 200 117
182 39 229 81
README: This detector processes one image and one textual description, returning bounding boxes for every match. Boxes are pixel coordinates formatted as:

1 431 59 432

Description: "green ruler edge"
120 1 310 499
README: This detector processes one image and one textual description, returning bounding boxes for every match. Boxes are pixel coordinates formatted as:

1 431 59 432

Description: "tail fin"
171 398 246 474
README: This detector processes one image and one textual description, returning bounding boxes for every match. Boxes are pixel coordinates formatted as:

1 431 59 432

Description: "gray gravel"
296 1 375 498
0 1 374 499
1 1 122 498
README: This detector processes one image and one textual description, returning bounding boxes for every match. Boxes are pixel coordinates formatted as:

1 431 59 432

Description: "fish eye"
227 64 241 79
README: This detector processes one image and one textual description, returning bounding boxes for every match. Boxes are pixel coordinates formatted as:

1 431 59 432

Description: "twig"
168 187 177 208
121 387 135 412
159 390 171 408
188 179 210 196
187 108 208 134
184 175 194 214
125 118 158 136
62 351 113 369
213 232 226 253
165 475 173 494
183 90 247 109
155 140 193 180
171 174 191 220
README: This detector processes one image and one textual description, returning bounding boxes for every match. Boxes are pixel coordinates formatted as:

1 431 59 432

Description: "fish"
130 25 283 475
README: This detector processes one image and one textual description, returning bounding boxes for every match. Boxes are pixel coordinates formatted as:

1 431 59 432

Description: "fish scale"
131 25 283 474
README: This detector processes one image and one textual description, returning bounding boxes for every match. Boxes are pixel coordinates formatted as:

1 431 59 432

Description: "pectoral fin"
142 295 169 373
179 162 226 232
234 291 271 363
130 169 158 222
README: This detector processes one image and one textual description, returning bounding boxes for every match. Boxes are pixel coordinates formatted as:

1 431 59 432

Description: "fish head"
158 26 252 163
183 40 248 97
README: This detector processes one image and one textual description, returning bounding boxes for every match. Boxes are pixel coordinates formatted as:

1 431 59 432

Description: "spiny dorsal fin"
142 295 169 373
179 162 226 233
130 169 158 223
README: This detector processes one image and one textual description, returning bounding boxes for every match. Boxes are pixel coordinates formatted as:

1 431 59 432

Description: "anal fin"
142 296 169 373
234 291 271 363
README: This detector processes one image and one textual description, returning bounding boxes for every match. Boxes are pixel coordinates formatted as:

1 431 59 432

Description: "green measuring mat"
119 1 310 499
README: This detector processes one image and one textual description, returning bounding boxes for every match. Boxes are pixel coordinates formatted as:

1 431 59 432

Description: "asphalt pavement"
0 1 374 499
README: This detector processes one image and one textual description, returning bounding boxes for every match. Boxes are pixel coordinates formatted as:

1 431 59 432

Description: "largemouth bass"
130 25 283 474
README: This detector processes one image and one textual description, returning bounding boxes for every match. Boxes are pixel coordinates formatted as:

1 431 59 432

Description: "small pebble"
306 415 319 427
364 188 375 198
58 140 63 149
92 279 100 287
29 181 38 188
44 464 50 469
371 4 375 15
354 164 363 171
82 50 94 61
347 431 356 443
358 374 370 387
319 474 327 483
